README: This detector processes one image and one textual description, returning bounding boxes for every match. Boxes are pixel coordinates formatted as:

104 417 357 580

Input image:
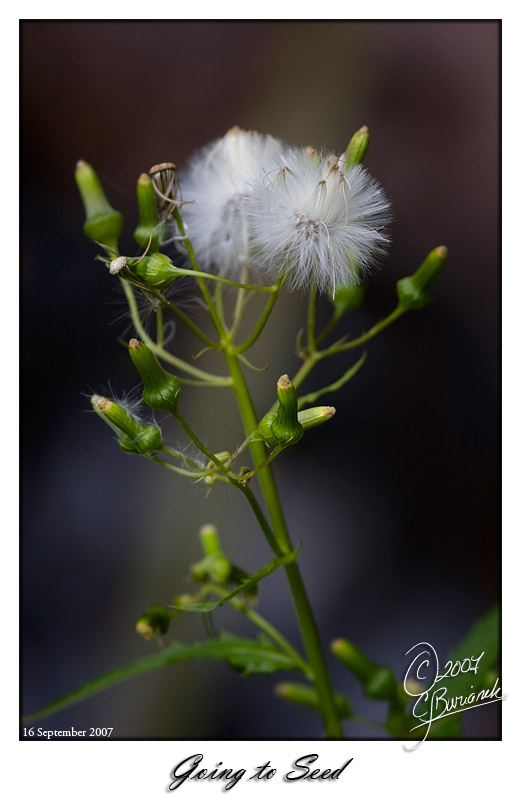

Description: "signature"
403 641 503 750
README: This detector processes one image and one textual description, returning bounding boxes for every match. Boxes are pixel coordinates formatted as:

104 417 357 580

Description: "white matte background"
10 3 516 798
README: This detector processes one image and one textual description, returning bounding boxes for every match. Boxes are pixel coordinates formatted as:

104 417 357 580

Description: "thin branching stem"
234 275 285 354
121 280 231 386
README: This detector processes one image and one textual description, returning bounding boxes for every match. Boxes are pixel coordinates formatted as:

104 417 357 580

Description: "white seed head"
179 127 285 276
246 147 391 294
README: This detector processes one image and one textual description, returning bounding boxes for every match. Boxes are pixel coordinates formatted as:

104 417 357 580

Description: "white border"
10 9 517 799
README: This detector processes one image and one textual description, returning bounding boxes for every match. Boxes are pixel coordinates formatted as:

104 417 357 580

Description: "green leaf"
436 604 499 702
23 632 299 723
174 550 299 613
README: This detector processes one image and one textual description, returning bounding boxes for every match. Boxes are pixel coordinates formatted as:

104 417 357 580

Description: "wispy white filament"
179 127 285 276
246 148 391 294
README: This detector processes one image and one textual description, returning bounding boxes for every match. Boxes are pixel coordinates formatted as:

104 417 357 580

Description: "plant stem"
121 280 231 385
320 306 406 357
224 350 344 739
297 351 367 408
156 305 164 346
307 283 317 352
233 276 284 354
238 604 313 679
174 208 226 338
172 267 276 292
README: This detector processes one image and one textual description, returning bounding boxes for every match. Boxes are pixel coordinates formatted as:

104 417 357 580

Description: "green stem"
233 276 285 354
172 409 228 472
172 268 276 293
237 446 284 482
230 267 255 339
164 237 341 736
121 280 231 385
307 283 317 352
270 306 406 411
297 352 367 409
150 287 218 349
204 583 311 678
122 269 218 349
148 454 220 480
156 305 164 347
238 603 313 679
315 308 342 347
224 350 344 739
174 208 227 340
320 306 406 357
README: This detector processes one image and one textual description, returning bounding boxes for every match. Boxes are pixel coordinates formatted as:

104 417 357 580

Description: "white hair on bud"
246 147 392 294
179 127 285 276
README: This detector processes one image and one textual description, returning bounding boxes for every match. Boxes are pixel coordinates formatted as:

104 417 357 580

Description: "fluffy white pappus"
179 127 285 276
246 148 391 294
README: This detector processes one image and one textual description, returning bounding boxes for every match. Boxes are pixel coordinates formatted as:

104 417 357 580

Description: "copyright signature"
403 641 503 750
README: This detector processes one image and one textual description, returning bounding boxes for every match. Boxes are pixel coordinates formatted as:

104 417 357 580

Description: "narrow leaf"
24 632 299 723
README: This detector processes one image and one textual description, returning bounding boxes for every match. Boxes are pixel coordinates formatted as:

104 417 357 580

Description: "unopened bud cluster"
91 395 161 455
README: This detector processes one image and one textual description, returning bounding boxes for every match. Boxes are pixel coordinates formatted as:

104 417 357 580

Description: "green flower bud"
195 525 232 584
396 246 448 311
190 554 232 586
128 339 181 412
275 683 351 719
297 406 336 431
366 667 398 701
91 395 161 454
344 125 370 169
331 638 399 702
208 554 232 585
173 593 196 606
131 253 180 290
258 375 303 448
199 524 223 556
136 604 171 639
133 173 165 252
75 160 123 251
329 283 366 316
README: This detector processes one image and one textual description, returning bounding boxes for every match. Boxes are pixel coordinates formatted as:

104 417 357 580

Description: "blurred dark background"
21 21 499 739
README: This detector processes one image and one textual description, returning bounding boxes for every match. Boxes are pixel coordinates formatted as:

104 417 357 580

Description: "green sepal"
128 339 181 412
396 246 448 310
75 160 123 251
